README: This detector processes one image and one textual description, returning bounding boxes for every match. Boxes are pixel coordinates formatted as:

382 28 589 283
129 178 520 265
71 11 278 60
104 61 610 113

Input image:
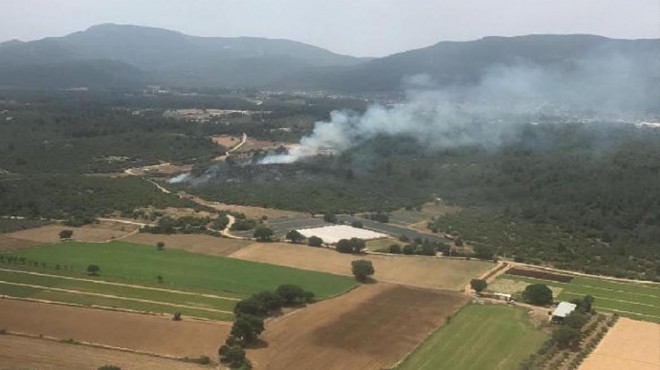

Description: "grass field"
396 304 548 370
2 241 356 298
491 274 660 323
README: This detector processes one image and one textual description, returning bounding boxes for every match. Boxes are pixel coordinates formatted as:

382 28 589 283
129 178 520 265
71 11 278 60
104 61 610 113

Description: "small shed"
551 302 577 323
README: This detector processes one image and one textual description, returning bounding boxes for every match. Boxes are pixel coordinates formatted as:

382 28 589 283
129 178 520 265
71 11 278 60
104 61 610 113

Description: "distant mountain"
0 27 657 92
0 23 367 89
288 34 659 92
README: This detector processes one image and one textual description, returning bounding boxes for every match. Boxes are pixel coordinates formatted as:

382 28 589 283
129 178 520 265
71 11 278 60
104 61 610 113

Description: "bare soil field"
0 299 230 358
0 334 207 370
0 235 41 251
6 221 140 244
230 243 493 291
579 318 660 370
248 283 468 370
211 134 241 148
124 232 251 256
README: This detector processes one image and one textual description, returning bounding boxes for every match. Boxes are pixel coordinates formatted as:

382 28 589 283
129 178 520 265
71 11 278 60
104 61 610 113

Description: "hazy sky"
1 0 658 57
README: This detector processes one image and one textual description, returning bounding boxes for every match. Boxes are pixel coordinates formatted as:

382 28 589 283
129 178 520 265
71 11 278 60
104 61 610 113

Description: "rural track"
0 267 241 301
0 280 235 314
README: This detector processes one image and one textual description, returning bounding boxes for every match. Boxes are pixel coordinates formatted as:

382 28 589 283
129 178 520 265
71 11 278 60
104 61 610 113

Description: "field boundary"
0 280 235 314
0 267 241 301
0 295 232 324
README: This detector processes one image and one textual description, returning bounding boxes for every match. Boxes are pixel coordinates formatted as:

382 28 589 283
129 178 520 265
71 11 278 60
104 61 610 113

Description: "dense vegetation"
184 123 660 279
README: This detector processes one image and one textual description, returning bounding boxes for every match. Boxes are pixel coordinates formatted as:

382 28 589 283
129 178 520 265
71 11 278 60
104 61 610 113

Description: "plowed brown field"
0 235 40 251
579 318 660 370
247 283 468 370
124 232 251 256
0 334 207 370
230 243 492 290
0 299 230 359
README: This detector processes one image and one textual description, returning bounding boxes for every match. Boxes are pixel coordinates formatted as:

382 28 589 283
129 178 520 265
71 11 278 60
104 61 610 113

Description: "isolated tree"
86 264 100 276
470 279 488 293
522 284 553 305
337 238 366 253
231 315 265 344
172 311 182 321
285 230 304 244
552 326 581 349
253 226 274 242
156 241 165 251
308 236 323 247
388 244 402 254
157 275 164 283
351 260 375 282
59 229 73 240
323 212 337 223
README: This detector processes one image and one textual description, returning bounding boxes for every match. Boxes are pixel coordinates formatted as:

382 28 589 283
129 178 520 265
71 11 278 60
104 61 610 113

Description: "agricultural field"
579 318 660 370
6 220 140 244
230 243 494 291
490 271 660 322
396 304 548 370
248 283 468 370
0 241 356 319
124 232 251 257
0 334 209 370
0 299 229 359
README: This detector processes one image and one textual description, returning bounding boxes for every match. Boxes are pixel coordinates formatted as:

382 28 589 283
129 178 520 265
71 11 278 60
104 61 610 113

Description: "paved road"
336 215 444 243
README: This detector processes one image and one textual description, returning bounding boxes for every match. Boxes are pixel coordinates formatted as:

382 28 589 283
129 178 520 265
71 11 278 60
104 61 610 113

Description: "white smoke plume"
260 53 657 164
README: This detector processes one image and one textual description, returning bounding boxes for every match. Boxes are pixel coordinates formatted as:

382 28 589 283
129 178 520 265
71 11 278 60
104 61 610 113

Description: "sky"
1 0 658 57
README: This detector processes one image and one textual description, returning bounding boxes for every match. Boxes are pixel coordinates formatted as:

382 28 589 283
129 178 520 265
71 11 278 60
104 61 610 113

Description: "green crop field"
397 304 548 370
492 274 660 323
0 241 357 318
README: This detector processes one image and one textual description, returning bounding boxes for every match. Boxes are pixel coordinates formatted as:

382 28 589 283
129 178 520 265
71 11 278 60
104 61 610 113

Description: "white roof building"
297 225 387 244
552 302 577 318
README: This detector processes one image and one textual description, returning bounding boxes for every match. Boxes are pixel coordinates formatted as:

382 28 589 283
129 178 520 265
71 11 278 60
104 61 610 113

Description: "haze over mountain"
0 24 657 94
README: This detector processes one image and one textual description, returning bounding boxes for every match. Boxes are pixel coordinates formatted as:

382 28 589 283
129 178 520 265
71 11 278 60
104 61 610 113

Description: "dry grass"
6 221 140 244
0 334 209 370
124 233 251 256
487 277 564 297
248 283 468 370
0 235 41 251
211 134 241 148
230 243 493 291
579 318 660 370
0 299 230 359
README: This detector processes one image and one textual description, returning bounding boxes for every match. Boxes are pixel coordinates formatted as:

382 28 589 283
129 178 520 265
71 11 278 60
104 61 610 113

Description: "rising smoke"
260 53 657 165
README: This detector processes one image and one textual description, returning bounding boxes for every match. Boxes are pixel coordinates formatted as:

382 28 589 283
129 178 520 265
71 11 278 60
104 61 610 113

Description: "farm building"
297 225 387 245
551 301 577 323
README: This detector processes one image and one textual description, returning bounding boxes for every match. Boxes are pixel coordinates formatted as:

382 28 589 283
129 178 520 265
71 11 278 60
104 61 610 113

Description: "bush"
351 260 375 282
552 326 581 349
351 220 364 228
230 315 265 345
275 284 306 305
336 238 366 253
522 284 553 305
470 279 488 293
86 264 100 276
97 366 121 370
59 229 73 240
308 236 323 247
388 244 402 254
253 226 274 242
402 245 416 255
323 212 337 223
172 312 182 321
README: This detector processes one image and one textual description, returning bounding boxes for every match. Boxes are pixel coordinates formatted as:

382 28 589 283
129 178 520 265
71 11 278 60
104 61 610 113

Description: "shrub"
308 236 323 247
522 284 553 305
388 244 402 254
351 260 375 282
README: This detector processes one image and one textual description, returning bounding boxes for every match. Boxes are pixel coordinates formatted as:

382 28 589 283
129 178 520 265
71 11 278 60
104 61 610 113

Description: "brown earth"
124 233 251 256
0 235 41 251
579 318 660 370
0 334 208 370
6 221 140 244
0 299 230 359
248 283 468 370
230 243 493 291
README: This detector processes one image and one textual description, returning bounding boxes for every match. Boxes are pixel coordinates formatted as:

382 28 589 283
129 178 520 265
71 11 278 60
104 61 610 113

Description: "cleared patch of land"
124 232 251 257
493 274 660 322
185 194 307 220
0 234 41 251
248 283 468 370
397 304 548 370
3 241 356 299
6 221 140 244
230 243 493 291
389 201 461 228
579 318 660 370
0 334 208 370
0 299 230 359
